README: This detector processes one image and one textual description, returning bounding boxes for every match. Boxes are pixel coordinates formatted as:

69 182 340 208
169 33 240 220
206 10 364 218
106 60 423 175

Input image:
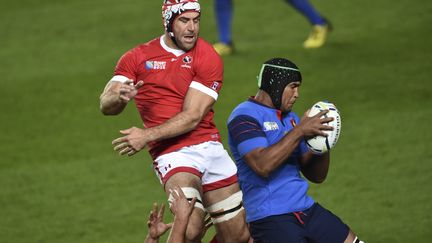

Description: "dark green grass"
1 0 431 242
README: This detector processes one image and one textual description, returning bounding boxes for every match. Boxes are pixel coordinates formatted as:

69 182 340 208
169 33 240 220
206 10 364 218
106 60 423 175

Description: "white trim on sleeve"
189 81 219 100
109 75 130 83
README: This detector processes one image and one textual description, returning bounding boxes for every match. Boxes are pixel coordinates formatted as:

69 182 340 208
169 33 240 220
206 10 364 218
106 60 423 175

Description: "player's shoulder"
195 38 221 59
128 37 160 53
229 100 261 122
196 38 215 50
191 38 223 74
119 37 162 61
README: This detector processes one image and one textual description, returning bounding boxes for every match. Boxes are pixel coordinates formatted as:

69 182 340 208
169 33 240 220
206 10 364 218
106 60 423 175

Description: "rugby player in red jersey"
99 1 250 242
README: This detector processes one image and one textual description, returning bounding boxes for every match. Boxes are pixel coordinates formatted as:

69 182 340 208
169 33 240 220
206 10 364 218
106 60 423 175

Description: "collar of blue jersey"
248 97 272 109
248 97 288 119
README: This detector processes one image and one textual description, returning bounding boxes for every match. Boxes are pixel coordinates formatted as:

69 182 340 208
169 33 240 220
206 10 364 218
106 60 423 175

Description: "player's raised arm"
144 202 173 243
167 185 197 243
99 80 143 115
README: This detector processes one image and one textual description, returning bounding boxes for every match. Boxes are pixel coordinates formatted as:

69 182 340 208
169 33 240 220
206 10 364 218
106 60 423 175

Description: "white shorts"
153 141 238 192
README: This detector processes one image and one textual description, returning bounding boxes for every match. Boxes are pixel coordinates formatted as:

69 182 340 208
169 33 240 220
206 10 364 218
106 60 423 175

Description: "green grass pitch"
1 0 431 242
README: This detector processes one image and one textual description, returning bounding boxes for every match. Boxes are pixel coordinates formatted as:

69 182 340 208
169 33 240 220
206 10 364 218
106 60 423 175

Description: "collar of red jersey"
160 35 185 57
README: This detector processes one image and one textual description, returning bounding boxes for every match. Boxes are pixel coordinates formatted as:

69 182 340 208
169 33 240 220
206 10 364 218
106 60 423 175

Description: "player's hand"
169 185 197 222
297 109 334 138
119 80 144 103
147 203 173 240
112 126 148 156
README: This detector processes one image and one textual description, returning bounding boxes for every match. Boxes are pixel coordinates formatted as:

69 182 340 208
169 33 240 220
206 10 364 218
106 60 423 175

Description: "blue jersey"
227 98 314 222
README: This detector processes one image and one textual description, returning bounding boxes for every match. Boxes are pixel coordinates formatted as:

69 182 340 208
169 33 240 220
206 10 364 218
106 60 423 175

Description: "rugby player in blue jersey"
227 58 363 243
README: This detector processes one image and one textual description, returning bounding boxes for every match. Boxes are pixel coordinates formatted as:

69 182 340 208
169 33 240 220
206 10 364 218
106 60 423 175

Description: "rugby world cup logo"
263 121 279 131
145 61 166 70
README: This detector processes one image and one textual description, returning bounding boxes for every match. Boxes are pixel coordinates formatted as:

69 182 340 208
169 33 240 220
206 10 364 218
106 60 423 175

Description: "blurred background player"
286 0 332 49
212 0 234 55
100 0 250 242
213 0 332 55
227 58 363 242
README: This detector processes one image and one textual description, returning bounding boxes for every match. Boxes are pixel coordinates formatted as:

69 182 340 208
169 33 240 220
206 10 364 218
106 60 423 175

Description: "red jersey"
112 36 224 159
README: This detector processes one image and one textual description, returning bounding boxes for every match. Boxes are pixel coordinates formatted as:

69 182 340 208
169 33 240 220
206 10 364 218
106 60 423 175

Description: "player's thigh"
165 172 206 239
203 183 250 242
153 147 205 186
203 179 240 203
165 171 203 191
210 209 249 243
343 230 357 243
249 214 306 243
200 141 238 193
307 203 350 243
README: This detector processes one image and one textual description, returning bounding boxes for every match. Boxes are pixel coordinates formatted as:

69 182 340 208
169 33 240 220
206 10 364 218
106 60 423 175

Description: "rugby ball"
306 101 341 154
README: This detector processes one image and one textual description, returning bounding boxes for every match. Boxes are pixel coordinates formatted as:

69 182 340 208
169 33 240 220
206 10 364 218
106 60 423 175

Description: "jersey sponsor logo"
211 81 219 90
263 121 279 131
145 60 166 70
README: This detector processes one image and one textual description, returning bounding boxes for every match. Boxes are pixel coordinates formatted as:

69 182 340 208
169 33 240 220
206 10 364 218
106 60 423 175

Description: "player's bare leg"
203 183 250 243
165 172 206 243
344 230 364 243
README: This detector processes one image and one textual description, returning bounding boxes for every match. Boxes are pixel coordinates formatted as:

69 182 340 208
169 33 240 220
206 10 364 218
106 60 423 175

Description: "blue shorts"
249 203 349 243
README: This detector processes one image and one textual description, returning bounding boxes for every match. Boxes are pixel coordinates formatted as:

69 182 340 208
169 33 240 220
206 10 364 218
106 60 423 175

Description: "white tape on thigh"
205 191 244 224
168 187 205 211
353 236 365 243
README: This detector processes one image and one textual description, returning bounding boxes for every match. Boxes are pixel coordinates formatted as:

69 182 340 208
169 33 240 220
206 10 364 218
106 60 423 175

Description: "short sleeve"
228 115 269 157
190 45 223 100
111 49 138 82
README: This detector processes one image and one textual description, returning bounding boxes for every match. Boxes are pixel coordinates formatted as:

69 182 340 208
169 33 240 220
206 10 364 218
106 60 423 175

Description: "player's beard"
175 33 198 52
281 98 296 113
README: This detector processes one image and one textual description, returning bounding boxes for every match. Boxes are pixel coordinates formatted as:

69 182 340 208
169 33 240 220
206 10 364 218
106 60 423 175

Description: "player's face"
172 11 200 51
281 82 301 112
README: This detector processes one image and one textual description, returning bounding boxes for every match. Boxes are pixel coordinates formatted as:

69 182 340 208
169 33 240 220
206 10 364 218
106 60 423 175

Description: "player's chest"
137 55 195 89
262 116 296 144
261 116 302 159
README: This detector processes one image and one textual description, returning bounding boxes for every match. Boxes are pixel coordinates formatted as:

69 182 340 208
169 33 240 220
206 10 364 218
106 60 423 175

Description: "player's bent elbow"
189 118 201 129
100 108 111 115
254 167 272 178
185 112 203 129
308 175 327 184
246 156 273 178
310 178 325 184
100 106 117 116
100 104 124 116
